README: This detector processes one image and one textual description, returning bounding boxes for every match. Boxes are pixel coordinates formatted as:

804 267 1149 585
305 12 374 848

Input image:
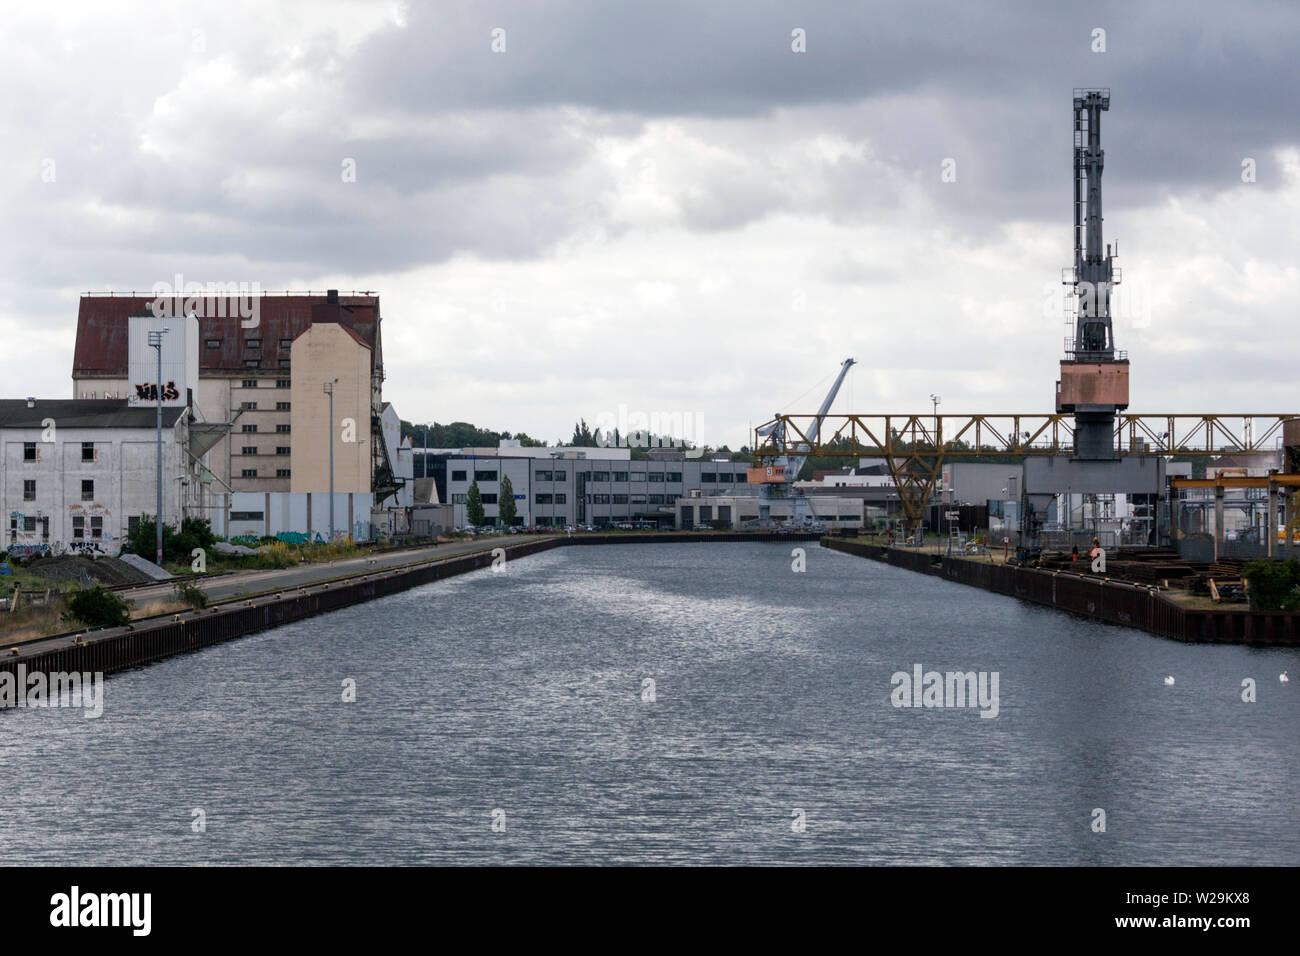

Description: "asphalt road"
120 534 558 605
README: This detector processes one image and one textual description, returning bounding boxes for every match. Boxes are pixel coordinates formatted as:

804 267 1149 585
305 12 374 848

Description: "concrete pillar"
1213 485 1225 562
1267 478 1277 558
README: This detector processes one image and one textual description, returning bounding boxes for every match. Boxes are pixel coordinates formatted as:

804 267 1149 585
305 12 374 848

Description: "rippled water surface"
2 542 1297 865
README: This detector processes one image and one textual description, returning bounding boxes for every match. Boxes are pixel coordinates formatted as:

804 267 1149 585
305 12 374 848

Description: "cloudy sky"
2 1 1297 448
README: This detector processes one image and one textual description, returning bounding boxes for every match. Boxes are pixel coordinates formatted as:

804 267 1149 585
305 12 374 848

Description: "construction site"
749 89 1300 615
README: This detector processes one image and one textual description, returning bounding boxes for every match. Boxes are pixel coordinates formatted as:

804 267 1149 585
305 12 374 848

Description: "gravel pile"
21 555 156 588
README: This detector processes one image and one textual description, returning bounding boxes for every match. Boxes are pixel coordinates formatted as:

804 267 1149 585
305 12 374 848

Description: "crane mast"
1057 89 1129 460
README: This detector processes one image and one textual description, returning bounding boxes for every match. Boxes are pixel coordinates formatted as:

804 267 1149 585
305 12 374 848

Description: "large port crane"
749 357 856 526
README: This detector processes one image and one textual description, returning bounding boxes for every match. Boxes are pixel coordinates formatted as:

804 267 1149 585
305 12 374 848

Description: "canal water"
2 542 1297 865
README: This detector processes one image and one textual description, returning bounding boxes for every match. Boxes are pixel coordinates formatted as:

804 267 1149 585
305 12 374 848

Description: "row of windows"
20 479 95 501
450 493 499 504
8 515 108 541
239 447 291 455
587 494 664 505
532 493 569 504
238 402 292 411
239 379 292 389
588 471 685 483
207 338 294 350
449 467 741 486
239 469 292 478
21 442 98 462
241 424 292 433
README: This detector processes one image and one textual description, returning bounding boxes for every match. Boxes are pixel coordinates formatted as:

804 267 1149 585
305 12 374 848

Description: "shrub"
66 587 131 628
1242 558 1300 612
173 580 208 610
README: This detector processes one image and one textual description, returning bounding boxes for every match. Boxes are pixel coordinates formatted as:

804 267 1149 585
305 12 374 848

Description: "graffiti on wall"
133 381 181 402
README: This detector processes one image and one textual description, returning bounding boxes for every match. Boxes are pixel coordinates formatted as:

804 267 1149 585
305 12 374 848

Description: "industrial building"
71 290 411 537
1 399 194 557
414 442 750 528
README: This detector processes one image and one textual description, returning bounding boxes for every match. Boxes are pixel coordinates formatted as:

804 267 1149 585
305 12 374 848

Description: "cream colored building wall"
289 324 372 493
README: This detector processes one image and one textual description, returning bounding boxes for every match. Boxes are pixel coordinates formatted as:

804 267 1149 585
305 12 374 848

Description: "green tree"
67 587 131 628
570 419 598 447
498 475 517 526
1242 558 1300 611
466 481 485 527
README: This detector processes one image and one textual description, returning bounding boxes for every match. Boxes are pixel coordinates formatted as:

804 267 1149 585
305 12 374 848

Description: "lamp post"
148 329 168 566
323 379 338 541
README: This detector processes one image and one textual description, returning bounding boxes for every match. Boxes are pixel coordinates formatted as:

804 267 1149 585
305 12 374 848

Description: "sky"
2 1 1297 449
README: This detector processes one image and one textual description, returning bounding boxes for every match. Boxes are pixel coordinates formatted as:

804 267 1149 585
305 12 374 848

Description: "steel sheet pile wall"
1 538 565 681
822 538 1299 646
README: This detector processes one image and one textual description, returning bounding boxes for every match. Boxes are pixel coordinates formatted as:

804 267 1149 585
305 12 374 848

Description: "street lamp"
148 329 168 566
323 379 339 541
929 393 941 437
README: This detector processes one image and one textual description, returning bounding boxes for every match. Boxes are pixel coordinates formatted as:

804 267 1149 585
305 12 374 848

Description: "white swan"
1281 671 1290 683
1164 676 1175 686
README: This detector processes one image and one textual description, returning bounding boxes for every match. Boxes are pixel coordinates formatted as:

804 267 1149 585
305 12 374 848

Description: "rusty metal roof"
73 294 380 377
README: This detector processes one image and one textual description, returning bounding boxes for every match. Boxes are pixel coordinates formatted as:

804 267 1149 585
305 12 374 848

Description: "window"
701 473 717 483
241 379 258 389
205 339 221 349
72 516 85 539
276 469 291 478
535 470 553 482
230 511 263 522
554 470 566 481
244 360 260 368
276 447 290 456
276 402 290 411
81 479 94 501
613 494 628 504
666 472 682 482
278 359 291 368
23 442 36 462
90 516 103 539
648 494 665 505
23 479 35 501
631 495 646 505
452 493 467 504
591 494 611 505
592 471 610 482
535 493 553 505
647 473 664 482
279 338 293 348
276 424 290 433
241 401 258 410
81 442 95 462
614 472 629 482
128 516 140 535
276 379 291 389
473 470 497 482
241 469 258 478
630 472 646 482
480 493 498 504
554 493 567 505
245 339 261 349
241 446 258 455
719 472 733 483
451 470 467 482
242 424 258 433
